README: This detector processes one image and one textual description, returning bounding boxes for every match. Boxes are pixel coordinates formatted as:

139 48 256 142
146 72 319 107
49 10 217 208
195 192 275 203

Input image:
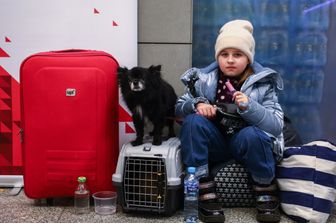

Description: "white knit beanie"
214 20 255 63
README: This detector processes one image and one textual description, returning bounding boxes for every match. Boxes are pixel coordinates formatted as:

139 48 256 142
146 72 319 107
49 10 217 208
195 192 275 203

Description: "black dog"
118 65 177 146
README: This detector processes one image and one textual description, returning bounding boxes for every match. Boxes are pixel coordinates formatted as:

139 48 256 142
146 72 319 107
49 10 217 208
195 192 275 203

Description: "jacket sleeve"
175 93 209 117
238 83 284 137
175 68 210 117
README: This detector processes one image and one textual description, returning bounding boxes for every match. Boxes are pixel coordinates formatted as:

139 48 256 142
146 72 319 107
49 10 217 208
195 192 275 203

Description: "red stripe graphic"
0 48 10 57
125 123 135 134
0 66 11 76
118 105 132 122
94 8 99 14
0 65 22 172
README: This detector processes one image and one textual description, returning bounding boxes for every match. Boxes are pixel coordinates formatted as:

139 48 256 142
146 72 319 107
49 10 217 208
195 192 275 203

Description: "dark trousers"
180 114 276 184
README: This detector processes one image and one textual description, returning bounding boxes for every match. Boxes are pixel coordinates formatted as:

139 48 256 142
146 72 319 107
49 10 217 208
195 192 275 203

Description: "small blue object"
187 167 196 174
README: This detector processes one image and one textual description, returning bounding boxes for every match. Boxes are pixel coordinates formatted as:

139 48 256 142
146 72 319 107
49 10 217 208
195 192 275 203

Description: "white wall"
0 0 137 81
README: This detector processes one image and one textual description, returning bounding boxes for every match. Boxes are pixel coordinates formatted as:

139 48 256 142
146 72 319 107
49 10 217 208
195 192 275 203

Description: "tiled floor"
0 188 335 223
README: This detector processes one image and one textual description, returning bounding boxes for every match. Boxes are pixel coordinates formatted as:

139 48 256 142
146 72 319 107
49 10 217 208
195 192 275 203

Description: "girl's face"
217 48 249 78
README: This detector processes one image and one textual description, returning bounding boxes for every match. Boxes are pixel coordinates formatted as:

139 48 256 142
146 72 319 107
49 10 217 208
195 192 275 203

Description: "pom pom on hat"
214 20 255 63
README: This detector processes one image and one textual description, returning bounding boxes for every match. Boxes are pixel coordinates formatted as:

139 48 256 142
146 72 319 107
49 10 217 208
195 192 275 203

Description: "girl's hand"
233 91 249 111
196 103 216 119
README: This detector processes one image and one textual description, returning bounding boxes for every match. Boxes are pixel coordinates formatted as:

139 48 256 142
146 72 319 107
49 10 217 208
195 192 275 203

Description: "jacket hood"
249 62 283 91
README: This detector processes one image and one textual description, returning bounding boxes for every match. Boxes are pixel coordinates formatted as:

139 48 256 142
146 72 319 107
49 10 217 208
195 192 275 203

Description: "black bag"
215 102 247 136
283 116 302 146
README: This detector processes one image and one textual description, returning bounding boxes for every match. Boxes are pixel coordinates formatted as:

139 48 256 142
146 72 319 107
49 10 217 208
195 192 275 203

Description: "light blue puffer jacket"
175 61 285 161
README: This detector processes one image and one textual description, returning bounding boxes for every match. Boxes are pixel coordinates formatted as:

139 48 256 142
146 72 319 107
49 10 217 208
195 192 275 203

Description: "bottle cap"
77 176 86 183
187 167 196 174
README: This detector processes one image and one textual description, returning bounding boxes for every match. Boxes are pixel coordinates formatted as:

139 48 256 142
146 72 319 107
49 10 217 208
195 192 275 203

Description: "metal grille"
123 157 167 209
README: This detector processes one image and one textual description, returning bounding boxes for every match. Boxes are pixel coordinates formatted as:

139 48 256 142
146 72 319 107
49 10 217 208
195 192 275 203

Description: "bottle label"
185 180 198 197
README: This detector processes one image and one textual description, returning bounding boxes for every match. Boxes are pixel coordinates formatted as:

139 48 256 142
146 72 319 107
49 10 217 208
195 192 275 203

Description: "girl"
175 20 284 222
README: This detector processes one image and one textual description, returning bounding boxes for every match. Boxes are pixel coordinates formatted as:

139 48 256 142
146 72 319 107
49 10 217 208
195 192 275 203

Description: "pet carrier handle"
143 146 151 152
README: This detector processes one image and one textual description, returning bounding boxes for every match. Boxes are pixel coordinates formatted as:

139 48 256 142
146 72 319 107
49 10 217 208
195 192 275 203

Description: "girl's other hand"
233 91 249 111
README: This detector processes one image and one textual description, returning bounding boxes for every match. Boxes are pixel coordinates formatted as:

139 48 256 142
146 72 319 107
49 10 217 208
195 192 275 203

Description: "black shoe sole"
198 203 225 223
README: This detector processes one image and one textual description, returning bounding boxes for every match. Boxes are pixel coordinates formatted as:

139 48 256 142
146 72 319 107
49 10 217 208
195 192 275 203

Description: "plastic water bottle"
184 167 199 223
74 176 90 214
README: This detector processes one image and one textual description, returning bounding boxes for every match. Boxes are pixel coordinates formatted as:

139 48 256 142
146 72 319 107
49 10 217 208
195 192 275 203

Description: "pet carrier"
112 137 184 216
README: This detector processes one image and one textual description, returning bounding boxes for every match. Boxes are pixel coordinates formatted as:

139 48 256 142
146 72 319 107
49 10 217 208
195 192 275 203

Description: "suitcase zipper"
19 128 23 143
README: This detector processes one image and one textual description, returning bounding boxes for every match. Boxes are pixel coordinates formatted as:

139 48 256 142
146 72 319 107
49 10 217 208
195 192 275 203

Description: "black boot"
198 176 225 223
253 183 281 223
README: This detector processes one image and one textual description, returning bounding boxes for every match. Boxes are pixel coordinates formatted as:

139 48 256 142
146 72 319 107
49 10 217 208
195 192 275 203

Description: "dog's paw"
152 138 162 146
131 139 143 146
167 133 176 138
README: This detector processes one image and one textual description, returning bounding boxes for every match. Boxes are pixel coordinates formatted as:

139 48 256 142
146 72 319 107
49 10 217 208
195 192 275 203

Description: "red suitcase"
20 49 119 199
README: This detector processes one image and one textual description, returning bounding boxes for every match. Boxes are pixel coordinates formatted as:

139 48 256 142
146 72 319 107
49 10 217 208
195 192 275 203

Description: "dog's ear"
117 67 128 75
117 67 128 80
147 65 162 88
149 65 162 73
